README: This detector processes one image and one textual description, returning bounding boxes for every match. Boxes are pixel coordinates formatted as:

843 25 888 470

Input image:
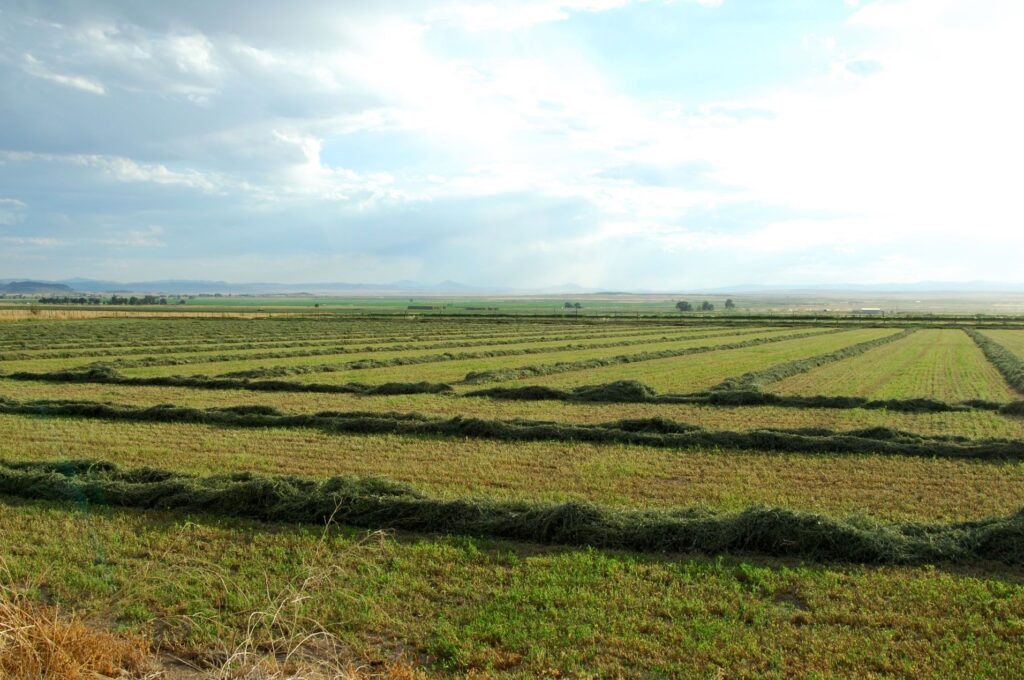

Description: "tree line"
676 299 735 312
35 295 185 305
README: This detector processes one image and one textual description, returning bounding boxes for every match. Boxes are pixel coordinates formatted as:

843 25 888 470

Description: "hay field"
1 314 1023 677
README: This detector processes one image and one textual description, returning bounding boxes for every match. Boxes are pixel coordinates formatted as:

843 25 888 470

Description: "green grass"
3 377 1022 439
985 330 1024 360
774 329 1017 402
2 324 707 374
3 413 1024 522
5 314 1024 675
1 498 1022 678
215 328 804 385
0 326 693 373
503 328 893 392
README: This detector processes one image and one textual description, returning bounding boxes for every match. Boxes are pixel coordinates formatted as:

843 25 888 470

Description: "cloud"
427 0 721 31
0 236 64 247
0 0 1020 287
0 198 27 225
21 54 106 94
0 151 225 192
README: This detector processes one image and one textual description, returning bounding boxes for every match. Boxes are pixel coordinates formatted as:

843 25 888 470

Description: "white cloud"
427 0 720 31
96 226 166 247
0 198 27 226
0 150 226 193
628 0 1024 261
2 0 1021 287
0 236 64 247
21 53 106 94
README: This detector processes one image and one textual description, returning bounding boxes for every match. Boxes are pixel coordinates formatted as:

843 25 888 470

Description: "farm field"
114 326 781 380
773 329 1017 402
498 327 899 392
1 313 1024 677
983 329 1024 360
266 327 811 387
4 378 1023 439
0 325 733 374
2 498 1021 679
3 412 1024 521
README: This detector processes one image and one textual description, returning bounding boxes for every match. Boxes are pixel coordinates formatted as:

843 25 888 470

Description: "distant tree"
725 299 736 310
564 302 575 309
675 301 693 312
573 302 582 310
701 301 715 311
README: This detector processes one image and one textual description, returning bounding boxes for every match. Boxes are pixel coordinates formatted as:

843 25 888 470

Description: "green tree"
701 301 714 311
675 301 693 312
725 299 736 310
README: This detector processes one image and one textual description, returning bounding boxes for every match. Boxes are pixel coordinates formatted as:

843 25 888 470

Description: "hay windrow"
1 459 1022 566
466 381 1001 412
1 396 1021 460
9 367 1011 413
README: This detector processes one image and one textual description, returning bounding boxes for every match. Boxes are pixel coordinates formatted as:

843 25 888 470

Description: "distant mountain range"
0 278 595 295
695 282 1024 294
2 278 1024 296
0 280 76 294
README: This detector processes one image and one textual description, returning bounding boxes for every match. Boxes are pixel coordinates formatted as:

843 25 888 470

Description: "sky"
1 0 1022 290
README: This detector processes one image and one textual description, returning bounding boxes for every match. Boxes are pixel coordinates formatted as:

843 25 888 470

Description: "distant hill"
0 280 75 294
43 278 518 295
696 281 1024 294
6 277 1022 297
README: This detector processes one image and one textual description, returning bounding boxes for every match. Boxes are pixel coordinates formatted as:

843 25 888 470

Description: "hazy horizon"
9 275 1024 297
2 0 1020 288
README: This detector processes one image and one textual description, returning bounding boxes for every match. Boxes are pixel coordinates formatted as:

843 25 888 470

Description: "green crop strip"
1 397 1021 460
0 326 654 361
460 328 846 384
965 328 1024 395
710 328 917 391
5 367 454 396
4 325 694 364
79 327 750 370
211 328 792 379
1 459 1022 566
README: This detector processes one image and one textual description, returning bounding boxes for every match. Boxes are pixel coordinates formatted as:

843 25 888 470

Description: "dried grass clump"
154 527 429 680
0 578 151 679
